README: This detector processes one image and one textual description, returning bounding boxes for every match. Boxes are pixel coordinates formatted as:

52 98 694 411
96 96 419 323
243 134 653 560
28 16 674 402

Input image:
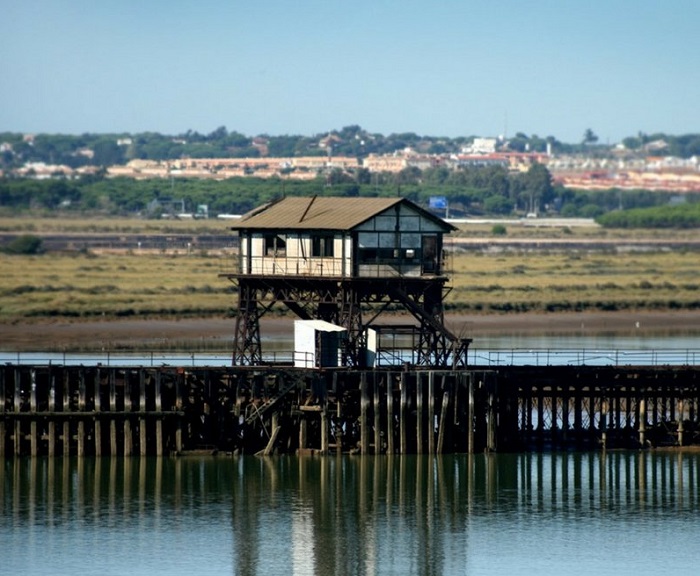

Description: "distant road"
1 229 699 252
447 237 700 250
448 217 598 227
0 233 238 252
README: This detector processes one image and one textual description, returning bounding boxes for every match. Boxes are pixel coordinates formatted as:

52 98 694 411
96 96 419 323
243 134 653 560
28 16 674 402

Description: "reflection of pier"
1 364 698 457
3 454 699 574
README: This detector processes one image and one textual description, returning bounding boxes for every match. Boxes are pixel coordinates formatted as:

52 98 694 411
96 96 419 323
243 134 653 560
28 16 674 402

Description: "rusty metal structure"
221 196 470 367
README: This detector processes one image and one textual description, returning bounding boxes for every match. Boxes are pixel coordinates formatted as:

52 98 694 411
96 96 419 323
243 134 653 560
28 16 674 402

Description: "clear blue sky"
2 0 698 144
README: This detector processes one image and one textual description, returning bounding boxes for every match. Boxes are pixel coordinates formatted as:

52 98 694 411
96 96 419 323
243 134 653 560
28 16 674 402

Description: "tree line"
1 164 692 225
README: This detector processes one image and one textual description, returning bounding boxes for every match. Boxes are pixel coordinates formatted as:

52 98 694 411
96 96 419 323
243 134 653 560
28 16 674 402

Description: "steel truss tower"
224 274 471 368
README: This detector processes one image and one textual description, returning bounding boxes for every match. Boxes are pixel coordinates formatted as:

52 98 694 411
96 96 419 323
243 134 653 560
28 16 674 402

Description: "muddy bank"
1 310 698 352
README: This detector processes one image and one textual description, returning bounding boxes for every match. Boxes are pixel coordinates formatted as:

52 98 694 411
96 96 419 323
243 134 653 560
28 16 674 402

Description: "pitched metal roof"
230 196 455 231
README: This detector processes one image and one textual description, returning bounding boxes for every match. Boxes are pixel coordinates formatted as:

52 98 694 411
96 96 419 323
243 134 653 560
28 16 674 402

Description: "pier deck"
1 364 698 457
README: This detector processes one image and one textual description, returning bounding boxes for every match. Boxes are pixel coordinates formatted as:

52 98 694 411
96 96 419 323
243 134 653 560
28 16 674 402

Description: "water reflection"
2 453 700 576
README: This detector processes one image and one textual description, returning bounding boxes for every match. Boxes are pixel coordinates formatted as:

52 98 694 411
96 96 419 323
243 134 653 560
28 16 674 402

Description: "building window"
312 235 334 257
264 234 286 256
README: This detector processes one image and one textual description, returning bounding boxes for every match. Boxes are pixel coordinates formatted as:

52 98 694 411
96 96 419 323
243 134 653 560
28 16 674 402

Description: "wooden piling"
386 374 395 455
416 372 424 454
335 374 343 455
486 375 497 452
14 368 22 456
174 370 183 454
263 412 280 456
124 371 133 456
427 371 435 455
77 370 86 457
360 371 369 455
94 369 102 456
573 390 583 446
639 397 646 446
62 370 70 457
400 372 408 455
320 405 329 455
30 369 38 457
2 368 8 458
601 397 609 450
139 370 147 457
155 371 163 456
373 374 381 454
298 415 307 453
467 373 475 454
47 367 56 458
109 370 117 456
437 381 450 454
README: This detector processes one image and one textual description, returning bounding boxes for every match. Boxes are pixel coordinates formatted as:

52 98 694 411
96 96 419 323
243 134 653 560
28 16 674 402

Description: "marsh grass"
0 251 238 319
0 238 699 320
447 250 699 313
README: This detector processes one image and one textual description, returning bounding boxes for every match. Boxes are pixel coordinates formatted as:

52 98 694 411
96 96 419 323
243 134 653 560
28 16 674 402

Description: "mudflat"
1 310 698 352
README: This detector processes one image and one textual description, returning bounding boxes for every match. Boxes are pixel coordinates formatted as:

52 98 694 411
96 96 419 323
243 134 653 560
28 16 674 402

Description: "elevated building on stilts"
222 195 470 367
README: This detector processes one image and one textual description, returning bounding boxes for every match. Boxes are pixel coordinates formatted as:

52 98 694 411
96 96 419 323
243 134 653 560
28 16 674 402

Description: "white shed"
294 320 347 368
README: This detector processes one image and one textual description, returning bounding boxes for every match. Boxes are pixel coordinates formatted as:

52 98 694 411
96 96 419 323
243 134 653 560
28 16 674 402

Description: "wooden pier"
1 364 698 457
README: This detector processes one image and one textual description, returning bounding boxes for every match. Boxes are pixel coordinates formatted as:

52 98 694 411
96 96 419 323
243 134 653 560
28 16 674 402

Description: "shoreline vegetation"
1 216 699 352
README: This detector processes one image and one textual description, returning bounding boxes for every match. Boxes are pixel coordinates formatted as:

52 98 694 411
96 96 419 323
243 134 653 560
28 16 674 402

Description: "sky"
1 0 699 144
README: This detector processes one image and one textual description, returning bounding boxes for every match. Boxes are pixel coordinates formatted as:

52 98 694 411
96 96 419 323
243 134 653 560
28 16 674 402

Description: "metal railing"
1 348 698 368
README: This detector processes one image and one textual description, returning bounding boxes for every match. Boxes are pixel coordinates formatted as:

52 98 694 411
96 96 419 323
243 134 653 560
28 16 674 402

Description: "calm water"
2 453 699 576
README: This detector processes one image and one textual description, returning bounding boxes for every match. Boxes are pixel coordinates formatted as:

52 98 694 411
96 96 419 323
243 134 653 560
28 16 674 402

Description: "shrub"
491 224 507 236
3 234 43 255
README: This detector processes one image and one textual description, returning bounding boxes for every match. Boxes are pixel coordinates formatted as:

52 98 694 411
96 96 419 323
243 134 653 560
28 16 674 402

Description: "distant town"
2 128 700 193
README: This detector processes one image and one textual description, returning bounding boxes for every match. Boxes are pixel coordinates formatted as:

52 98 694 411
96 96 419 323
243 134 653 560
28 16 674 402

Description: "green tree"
93 139 125 166
583 128 599 146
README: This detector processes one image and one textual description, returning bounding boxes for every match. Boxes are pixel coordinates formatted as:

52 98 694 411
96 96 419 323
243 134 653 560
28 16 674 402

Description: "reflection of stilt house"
223 196 470 367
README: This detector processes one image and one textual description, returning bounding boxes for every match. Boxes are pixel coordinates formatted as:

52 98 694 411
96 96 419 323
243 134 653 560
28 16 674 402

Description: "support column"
416 372 424 454
77 370 86 457
437 379 450 454
601 397 609 450
62 370 70 456
94 369 102 456
677 397 685 446
638 397 647 447
124 371 132 456
467 373 475 454
30 369 38 457
320 405 329 456
139 370 147 456
574 389 583 446
109 370 118 456
174 371 183 454
47 367 56 458
360 372 369 455
373 374 382 454
155 371 163 456
335 374 343 455
15 368 23 456
298 415 307 453
486 374 497 452
427 371 435 455
562 385 570 445
400 372 408 455
232 282 263 366
386 374 395 455
0 368 6 458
